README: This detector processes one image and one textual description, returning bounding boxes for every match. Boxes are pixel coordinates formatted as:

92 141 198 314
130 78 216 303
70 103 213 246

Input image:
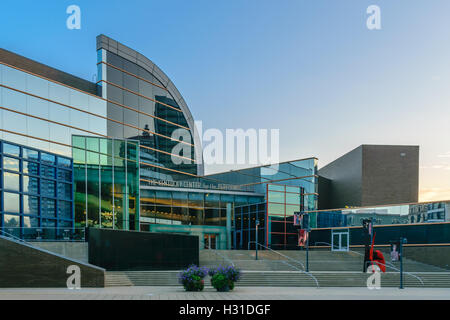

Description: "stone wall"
0 236 104 288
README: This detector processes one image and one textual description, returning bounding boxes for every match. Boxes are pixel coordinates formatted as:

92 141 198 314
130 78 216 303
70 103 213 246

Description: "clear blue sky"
1 0 450 201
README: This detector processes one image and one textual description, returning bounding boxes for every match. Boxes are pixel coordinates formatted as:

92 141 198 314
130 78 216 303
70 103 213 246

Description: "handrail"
313 241 424 286
248 241 306 270
204 244 235 267
248 241 320 288
0 230 27 243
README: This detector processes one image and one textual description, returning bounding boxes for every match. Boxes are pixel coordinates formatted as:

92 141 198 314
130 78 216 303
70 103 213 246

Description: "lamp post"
399 237 407 289
255 220 260 260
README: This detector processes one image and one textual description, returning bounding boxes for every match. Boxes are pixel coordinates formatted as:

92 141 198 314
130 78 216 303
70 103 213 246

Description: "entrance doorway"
331 229 349 252
204 234 217 249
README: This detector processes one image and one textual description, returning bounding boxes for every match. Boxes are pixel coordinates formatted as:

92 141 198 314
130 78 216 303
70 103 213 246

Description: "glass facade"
0 139 73 239
98 46 199 184
73 136 140 231
307 200 450 229
234 203 266 250
0 63 107 157
0 36 322 245
140 189 263 228
266 184 308 249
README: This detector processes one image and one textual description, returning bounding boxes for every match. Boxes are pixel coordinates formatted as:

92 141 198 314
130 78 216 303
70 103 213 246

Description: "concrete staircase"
105 270 450 288
199 250 446 272
104 250 450 288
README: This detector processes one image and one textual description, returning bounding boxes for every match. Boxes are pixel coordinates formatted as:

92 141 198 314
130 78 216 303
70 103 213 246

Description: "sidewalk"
0 286 449 300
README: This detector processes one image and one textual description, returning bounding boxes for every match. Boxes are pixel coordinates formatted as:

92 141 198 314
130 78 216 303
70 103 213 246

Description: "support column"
226 203 232 250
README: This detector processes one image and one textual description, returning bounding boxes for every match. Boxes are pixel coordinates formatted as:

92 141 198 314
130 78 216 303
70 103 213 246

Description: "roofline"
305 199 450 213
202 156 318 177
0 48 98 95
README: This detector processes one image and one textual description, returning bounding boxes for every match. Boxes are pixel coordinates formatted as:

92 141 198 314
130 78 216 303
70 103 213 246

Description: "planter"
178 265 208 292
209 266 241 292
184 279 204 292
217 285 230 292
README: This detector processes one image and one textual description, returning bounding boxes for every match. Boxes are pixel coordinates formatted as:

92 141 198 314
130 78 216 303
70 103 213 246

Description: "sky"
1 0 449 201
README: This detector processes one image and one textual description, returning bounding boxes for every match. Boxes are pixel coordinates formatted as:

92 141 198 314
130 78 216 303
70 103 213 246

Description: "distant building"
318 145 419 210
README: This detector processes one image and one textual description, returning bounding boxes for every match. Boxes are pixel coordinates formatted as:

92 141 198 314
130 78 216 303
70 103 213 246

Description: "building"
318 145 419 210
2 34 436 252
307 200 450 251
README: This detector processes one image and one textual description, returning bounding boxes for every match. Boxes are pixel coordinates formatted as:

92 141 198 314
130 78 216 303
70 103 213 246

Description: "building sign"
144 178 248 192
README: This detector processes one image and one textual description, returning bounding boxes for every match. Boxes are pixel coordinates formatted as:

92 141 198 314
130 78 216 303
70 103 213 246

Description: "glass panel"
58 200 72 220
58 157 72 168
41 153 56 165
268 191 284 203
57 169 72 182
57 182 72 200
41 165 56 179
268 184 284 192
41 179 56 197
23 195 39 215
3 143 20 157
4 172 20 191
23 148 39 161
3 157 20 171
4 192 20 213
41 198 56 218
286 193 301 205
3 214 20 228
23 175 39 194
23 161 39 175
268 203 284 216
87 165 100 227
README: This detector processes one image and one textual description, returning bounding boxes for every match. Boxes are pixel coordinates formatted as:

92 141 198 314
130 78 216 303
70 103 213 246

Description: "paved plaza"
0 286 449 300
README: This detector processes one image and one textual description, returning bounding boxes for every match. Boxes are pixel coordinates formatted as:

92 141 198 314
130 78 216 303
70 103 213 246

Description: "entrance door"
331 229 349 252
204 234 217 249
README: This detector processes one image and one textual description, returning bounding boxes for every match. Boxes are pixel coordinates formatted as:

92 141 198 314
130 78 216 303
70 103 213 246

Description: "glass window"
4 172 20 191
23 195 39 215
58 220 72 228
58 157 72 168
41 219 56 227
268 184 284 192
3 143 20 157
23 161 39 175
23 215 39 228
57 169 72 182
268 191 285 204
3 214 20 228
23 148 39 161
41 198 56 217
286 193 301 205
23 175 39 194
268 203 285 216
41 165 55 179
3 156 20 171
4 192 20 213
41 179 56 197
86 137 99 153
286 186 300 194
57 182 72 200
58 200 72 220
41 153 56 165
